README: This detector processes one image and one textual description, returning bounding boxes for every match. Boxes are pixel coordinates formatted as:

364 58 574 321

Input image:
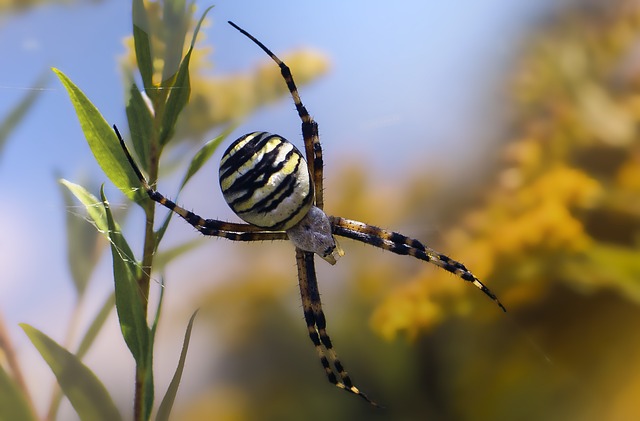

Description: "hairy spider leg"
114 125 287 242
296 249 380 406
330 216 506 312
228 21 325 210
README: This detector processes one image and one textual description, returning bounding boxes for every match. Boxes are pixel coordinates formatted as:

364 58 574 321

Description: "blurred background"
2 0 640 420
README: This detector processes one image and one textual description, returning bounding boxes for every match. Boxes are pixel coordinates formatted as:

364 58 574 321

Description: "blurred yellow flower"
119 2 330 142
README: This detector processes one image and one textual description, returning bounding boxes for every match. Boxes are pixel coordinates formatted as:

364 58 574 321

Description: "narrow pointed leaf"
59 179 137 265
153 238 205 271
161 0 190 83
150 277 165 341
180 131 228 190
158 48 191 146
48 292 116 419
0 71 47 159
58 178 102 296
156 310 199 421
158 5 214 146
132 0 154 96
145 275 166 419
125 82 154 172
61 181 145 364
142 279 169 420
54 69 144 203
76 292 116 359
0 365 36 421
20 324 121 421
60 179 109 232
144 274 163 421
188 5 214 50
143 353 155 421
101 187 150 366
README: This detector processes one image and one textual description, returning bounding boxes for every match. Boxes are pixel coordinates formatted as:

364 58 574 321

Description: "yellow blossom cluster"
373 1 640 340
119 1 329 142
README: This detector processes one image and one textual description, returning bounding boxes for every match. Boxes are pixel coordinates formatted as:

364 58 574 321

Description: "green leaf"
150 277 165 342
144 275 166 420
60 179 109 232
20 324 122 421
161 0 191 83
125 82 154 173
47 292 116 420
158 48 191 146
142 278 170 420
144 274 164 421
60 181 147 362
143 354 155 421
132 0 154 97
180 130 228 190
76 293 116 360
156 310 199 421
188 5 214 50
158 5 214 146
59 180 137 266
153 238 206 271
156 131 228 244
54 68 144 203
0 365 36 421
101 187 150 366
58 177 102 296
0 71 47 159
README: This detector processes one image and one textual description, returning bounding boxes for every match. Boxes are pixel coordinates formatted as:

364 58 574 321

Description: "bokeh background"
2 0 640 420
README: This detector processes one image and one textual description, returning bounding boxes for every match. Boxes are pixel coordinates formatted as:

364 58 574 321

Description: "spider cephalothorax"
116 21 505 407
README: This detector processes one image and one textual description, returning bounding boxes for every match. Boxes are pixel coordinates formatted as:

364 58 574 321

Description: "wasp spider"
116 21 506 407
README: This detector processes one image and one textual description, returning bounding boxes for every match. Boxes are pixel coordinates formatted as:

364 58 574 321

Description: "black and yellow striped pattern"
296 249 379 406
228 21 325 210
330 216 507 312
114 125 288 243
219 132 314 231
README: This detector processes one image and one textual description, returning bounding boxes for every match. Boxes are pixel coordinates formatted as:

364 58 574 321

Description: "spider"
115 21 506 407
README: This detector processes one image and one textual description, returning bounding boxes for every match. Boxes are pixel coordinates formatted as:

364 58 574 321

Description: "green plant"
28 2 214 418
8 1 329 420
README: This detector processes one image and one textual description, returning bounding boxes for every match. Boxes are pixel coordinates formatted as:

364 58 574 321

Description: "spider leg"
228 21 325 210
295 249 379 407
330 216 506 312
114 125 287 242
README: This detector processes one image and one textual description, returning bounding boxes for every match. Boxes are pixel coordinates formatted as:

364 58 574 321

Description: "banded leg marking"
295 249 379 406
148 190 287 241
114 125 287 242
330 216 506 312
228 21 325 210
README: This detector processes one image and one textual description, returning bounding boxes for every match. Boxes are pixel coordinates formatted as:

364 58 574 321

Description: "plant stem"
139 201 156 313
133 128 160 421
134 197 157 420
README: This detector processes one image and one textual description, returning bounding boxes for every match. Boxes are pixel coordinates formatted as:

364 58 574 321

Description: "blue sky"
0 0 560 414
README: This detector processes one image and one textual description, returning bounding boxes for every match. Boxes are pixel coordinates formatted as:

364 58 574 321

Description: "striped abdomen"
219 132 314 230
